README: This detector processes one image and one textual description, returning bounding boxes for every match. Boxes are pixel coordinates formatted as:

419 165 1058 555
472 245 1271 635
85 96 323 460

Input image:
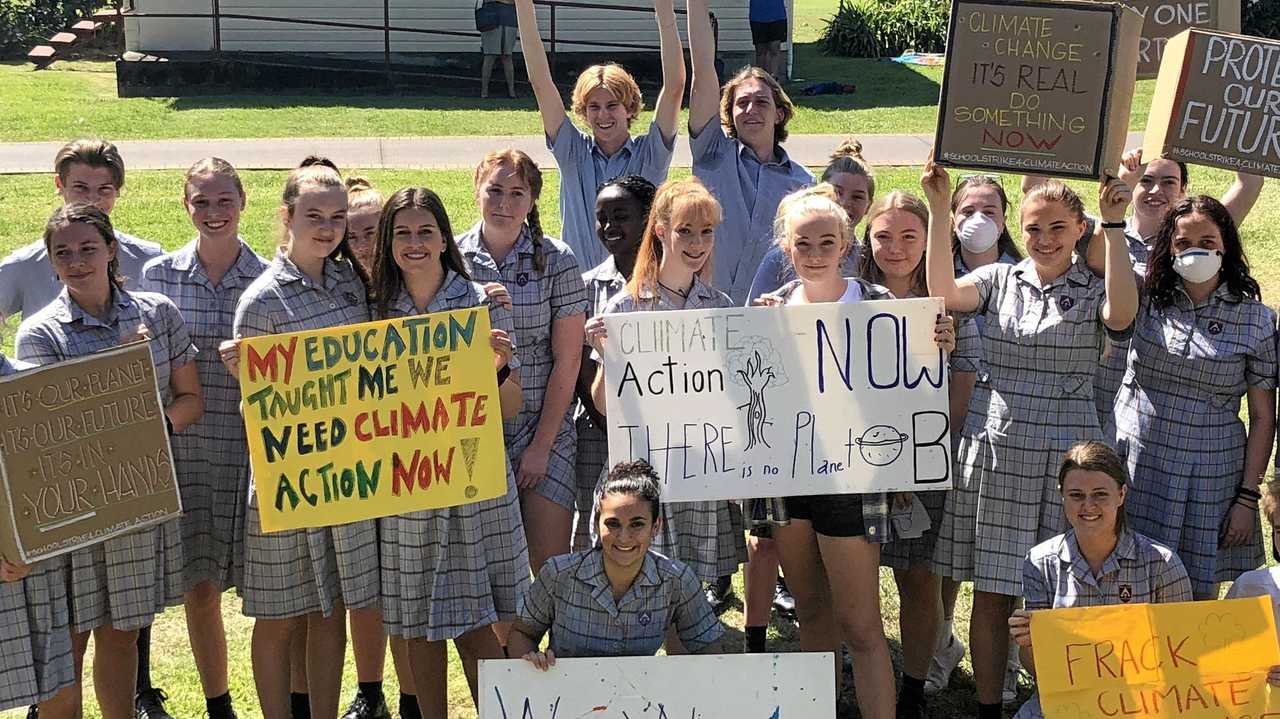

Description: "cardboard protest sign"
600 299 950 503
1032 596 1280 718
478 653 836 717
1118 0 1242 78
0 342 180 563
239 309 506 532
933 0 1143 179
1143 28 1280 178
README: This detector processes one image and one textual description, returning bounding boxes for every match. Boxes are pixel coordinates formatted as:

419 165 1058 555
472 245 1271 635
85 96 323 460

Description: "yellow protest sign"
1032 597 1280 718
239 309 507 532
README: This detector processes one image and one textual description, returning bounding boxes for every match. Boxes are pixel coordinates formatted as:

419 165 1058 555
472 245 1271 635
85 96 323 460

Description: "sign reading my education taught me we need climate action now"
239 309 506 532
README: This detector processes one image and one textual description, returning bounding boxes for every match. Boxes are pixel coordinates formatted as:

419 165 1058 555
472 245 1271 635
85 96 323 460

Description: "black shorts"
783 494 866 538
750 19 787 45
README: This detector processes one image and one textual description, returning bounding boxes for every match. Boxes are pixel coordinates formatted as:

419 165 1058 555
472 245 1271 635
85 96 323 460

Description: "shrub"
1243 0 1280 39
0 0 99 58
819 0 947 58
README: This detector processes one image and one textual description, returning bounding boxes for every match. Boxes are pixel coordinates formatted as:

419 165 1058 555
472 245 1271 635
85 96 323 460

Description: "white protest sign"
601 299 951 502
478 653 836 718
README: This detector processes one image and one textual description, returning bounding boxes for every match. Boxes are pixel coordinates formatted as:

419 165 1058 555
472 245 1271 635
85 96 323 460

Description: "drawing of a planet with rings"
854 425 910 466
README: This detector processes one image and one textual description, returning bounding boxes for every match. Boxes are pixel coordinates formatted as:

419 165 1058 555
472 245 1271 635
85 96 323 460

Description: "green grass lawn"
0 165 1276 718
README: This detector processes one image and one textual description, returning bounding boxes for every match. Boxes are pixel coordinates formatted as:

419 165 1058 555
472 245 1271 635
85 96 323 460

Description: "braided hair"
597 174 658 220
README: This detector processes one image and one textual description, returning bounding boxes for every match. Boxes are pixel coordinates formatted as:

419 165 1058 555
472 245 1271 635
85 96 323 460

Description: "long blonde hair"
773 183 852 256
627 178 722 301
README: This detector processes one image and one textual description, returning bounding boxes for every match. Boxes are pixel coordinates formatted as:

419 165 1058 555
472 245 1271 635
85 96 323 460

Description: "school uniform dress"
1111 285 1277 599
139 240 269 592
551 118 674 271
932 257 1132 597
596 278 748 580
377 273 532 641
232 254 379 619
572 256 628 551
1014 528 1192 719
515 547 724 658
1091 219 1152 430
0 356 76 711
458 225 589 512
768 279 891 542
15 288 192 633
690 127 814 305
0 231 164 319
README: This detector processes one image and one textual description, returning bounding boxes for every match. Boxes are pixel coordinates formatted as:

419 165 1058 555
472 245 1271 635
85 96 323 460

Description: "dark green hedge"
1243 0 1280 39
0 0 99 58
818 0 948 58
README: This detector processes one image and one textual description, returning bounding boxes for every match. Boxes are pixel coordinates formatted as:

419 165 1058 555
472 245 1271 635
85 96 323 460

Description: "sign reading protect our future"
600 299 951 503
239 309 506 532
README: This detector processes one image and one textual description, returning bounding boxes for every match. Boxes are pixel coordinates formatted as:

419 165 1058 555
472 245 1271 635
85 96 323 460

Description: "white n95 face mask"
1172 249 1223 284
956 212 1001 253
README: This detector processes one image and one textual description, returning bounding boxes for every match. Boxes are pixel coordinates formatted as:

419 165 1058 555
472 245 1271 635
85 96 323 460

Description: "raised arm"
922 162 981 313
515 0 569 140
1222 171 1265 227
1097 178 1138 333
652 0 686 144
686 0 719 136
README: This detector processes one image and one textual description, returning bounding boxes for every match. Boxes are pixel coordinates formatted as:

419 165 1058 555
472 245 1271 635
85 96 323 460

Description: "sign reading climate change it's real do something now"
239 309 506 532
600 299 951 502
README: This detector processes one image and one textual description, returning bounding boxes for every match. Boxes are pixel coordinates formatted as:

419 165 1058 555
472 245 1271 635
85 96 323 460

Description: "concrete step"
49 32 78 46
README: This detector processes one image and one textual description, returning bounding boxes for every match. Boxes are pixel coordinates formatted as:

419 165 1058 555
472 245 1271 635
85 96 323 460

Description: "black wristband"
496 363 511 386
1100 221 1127 229
1236 485 1263 501
165 415 174 435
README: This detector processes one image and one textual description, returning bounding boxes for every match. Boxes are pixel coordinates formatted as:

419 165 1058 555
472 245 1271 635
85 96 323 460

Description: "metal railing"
121 0 684 82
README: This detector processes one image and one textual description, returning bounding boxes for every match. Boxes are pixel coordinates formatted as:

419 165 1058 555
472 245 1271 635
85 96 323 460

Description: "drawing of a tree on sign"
727 336 790 451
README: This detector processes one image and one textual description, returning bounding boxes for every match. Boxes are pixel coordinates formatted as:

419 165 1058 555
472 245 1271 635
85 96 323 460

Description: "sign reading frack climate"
239 310 506 532
934 0 1142 179
1144 28 1280 178
1120 0 1241 78
601 299 951 503
1033 597 1280 718
0 342 180 563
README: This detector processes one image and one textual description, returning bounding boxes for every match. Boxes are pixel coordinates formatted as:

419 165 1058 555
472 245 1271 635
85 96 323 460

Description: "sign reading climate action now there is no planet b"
239 310 506 532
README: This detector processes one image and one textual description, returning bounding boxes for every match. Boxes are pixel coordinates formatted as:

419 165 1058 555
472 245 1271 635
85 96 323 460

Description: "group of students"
4 1 1280 718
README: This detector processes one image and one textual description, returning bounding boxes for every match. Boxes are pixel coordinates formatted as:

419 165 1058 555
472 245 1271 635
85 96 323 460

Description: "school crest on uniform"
638 611 652 626
1118 584 1133 603
1058 295 1074 311
1207 320 1223 335
516 272 530 287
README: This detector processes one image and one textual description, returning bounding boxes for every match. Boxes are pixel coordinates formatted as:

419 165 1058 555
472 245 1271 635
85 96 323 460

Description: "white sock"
937 618 954 651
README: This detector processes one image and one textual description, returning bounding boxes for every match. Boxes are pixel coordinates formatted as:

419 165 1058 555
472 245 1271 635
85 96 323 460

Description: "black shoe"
25 706 37 719
704 575 734 614
208 709 239 719
136 688 174 719
772 577 796 619
341 693 392 719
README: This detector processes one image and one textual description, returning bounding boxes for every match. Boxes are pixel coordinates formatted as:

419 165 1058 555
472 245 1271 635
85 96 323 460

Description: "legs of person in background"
521 493 572 576
254 618 304 719
818 536 895 719
772 521 842 691
304 606 347 719
388 636 420 719
891 567 943 719
406 640 447 719
970 591 1017 718
925 577 965 695
480 55 497 99
454 625 504 708
344 608 391 719
290 629 310 719
81 626 139 719
743 535 781 652
1003 597 1027 704
185 581 235 718
704 574 734 614
134 625 172 719
501 54 516 98
35 684 78 719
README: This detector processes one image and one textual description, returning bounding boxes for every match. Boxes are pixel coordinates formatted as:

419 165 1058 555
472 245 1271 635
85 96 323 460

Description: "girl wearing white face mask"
1111 195 1277 601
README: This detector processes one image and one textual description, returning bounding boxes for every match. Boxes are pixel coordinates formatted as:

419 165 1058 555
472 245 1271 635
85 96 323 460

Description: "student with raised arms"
514 0 682 272
16 204 203 719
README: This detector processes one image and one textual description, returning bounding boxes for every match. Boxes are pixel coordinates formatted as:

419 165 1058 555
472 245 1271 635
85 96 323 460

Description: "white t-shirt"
1226 567 1280 642
783 278 863 306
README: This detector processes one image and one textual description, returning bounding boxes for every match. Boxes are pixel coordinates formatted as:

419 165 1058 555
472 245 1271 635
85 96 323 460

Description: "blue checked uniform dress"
1013 529 1192 719
690 126 814 305
0 356 76 710
458 224 588 512
15 289 193 633
1092 218 1153 430
595 278 750 580
232 254 380 618
0 231 163 319
1111 285 1277 599
932 257 1132 596
377 272 532 640
515 547 724 657
572 256 628 551
551 118 675 271
138 240 268 592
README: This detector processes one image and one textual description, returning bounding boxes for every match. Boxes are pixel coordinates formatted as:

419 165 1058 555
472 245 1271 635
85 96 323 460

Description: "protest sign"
1032 596 1280 718
600 298 950 503
933 0 1143 179
239 309 506 532
0 342 180 563
1118 0 1242 78
1143 28 1280 178
478 653 836 718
